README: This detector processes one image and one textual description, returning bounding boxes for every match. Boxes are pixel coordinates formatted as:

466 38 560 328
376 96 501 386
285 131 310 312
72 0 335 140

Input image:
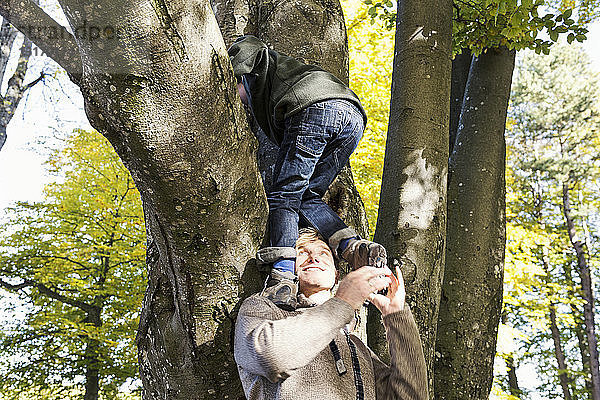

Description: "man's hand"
368 264 406 317
334 266 392 310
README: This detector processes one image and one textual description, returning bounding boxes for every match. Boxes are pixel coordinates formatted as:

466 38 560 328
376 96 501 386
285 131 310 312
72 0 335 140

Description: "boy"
228 36 386 310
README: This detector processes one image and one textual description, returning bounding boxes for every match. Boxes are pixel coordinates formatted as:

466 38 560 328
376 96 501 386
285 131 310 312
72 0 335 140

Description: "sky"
0 11 599 399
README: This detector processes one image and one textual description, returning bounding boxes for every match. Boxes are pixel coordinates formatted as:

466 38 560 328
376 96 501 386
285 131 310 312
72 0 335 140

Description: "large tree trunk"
373 0 452 391
434 47 515 399
562 182 600 400
42 1 269 398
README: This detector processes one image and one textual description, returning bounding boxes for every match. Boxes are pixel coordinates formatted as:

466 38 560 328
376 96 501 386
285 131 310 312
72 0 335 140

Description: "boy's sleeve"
370 307 429 400
234 295 355 383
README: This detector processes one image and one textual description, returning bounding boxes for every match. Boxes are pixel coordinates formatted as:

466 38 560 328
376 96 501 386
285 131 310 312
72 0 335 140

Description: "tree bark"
0 0 81 80
449 50 471 156
435 47 515 400
34 1 268 398
373 0 452 391
562 182 600 400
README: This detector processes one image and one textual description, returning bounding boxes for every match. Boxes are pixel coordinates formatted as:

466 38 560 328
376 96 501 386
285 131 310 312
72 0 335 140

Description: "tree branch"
0 0 82 82
22 70 44 90
33 280 94 313
0 275 94 313
0 278 30 291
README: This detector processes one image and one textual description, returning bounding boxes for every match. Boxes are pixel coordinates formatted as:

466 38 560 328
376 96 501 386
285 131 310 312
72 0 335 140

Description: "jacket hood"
228 35 268 78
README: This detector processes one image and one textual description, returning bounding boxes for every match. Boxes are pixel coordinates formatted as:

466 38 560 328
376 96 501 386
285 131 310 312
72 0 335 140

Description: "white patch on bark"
397 148 445 231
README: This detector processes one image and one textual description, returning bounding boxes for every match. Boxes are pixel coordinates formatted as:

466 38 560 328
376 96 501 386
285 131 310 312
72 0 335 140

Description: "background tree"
0 129 146 400
366 0 591 397
495 43 600 399
0 4 46 151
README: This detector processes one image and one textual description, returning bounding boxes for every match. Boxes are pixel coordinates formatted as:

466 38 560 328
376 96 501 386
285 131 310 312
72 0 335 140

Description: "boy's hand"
368 264 406 317
342 239 387 270
335 266 392 310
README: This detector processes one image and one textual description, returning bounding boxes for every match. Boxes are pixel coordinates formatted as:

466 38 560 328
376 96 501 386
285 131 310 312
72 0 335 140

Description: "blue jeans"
267 99 364 248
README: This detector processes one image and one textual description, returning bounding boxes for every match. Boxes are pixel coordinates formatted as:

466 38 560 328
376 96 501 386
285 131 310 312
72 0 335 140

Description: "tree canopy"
0 129 146 399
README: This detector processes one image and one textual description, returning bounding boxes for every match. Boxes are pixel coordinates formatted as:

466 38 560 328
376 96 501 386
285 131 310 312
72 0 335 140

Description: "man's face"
296 240 337 297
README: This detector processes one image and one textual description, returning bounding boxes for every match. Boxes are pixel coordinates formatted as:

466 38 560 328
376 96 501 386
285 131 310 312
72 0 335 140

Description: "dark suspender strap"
344 330 365 400
329 339 347 375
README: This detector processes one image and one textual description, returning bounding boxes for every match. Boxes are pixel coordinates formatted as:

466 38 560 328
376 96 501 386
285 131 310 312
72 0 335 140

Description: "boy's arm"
233 295 355 383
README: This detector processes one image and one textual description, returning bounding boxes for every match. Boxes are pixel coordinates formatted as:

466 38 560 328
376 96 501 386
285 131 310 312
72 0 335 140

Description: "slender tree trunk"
543 252 574 400
506 354 522 398
373 0 452 390
0 22 36 151
549 302 574 400
83 305 102 400
562 182 600 400
435 47 515 399
566 262 593 399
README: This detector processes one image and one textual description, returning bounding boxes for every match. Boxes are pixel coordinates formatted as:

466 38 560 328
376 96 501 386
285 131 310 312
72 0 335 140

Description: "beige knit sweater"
234 294 428 400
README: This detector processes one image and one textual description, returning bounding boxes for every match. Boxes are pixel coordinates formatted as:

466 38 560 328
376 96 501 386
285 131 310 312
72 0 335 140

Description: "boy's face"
237 82 249 105
295 240 337 297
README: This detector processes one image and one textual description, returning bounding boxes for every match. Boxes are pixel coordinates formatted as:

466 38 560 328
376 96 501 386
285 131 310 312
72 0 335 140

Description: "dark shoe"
262 269 298 311
341 239 387 270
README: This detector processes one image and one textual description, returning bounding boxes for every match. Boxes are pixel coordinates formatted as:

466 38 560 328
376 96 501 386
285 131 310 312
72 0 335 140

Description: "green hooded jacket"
227 35 367 145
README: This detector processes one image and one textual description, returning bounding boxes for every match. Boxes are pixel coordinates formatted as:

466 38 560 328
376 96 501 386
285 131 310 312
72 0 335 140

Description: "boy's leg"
297 100 387 269
261 102 334 309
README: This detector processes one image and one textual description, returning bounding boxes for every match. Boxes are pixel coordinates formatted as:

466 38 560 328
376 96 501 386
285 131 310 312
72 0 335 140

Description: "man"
234 229 428 400
228 36 387 310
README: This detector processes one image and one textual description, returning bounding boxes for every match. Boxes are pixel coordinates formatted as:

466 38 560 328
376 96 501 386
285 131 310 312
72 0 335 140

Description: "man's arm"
234 295 354 383
370 307 428 400
368 265 428 399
